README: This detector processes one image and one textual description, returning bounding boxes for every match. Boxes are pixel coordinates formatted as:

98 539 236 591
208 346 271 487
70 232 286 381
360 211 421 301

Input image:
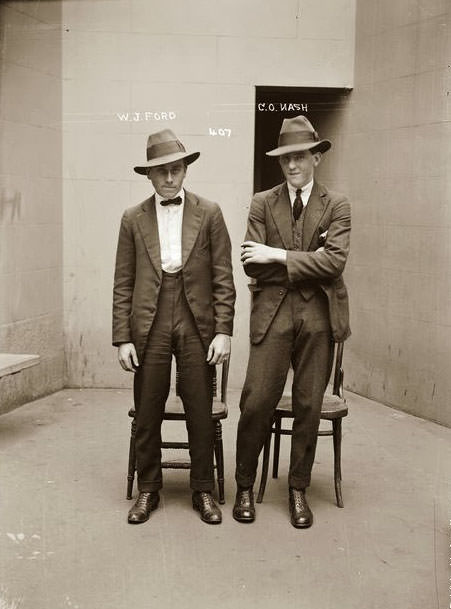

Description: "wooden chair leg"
257 432 271 503
214 421 225 504
332 418 344 508
272 416 281 479
126 417 137 500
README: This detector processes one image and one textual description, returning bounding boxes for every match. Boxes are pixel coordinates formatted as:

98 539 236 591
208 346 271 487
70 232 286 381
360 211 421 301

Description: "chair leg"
257 432 271 504
332 418 344 508
126 418 137 500
272 416 281 479
214 421 225 504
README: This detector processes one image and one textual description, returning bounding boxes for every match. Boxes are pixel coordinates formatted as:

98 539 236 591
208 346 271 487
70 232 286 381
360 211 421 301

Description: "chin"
288 179 304 188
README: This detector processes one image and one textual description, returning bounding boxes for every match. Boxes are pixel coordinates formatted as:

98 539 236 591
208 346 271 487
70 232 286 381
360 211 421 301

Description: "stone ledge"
0 354 40 379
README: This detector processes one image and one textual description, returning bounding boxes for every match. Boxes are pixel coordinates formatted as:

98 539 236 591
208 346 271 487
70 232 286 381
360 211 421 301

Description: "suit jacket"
244 181 351 344
112 190 236 361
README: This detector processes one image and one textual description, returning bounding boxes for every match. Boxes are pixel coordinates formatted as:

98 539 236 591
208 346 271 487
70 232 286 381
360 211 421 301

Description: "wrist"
273 248 287 264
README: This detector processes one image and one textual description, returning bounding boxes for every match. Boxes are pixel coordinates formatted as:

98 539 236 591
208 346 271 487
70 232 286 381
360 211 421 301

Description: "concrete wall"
62 0 356 388
0 1 64 413
342 0 451 425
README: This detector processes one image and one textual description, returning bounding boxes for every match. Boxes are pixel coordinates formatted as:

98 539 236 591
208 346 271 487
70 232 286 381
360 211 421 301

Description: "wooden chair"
127 359 229 504
256 342 348 507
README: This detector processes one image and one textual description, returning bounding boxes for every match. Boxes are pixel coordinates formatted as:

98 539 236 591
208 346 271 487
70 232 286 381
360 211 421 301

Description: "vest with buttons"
292 204 317 301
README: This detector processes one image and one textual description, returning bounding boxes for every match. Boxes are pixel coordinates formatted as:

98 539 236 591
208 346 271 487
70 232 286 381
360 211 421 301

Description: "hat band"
147 139 186 161
278 131 319 147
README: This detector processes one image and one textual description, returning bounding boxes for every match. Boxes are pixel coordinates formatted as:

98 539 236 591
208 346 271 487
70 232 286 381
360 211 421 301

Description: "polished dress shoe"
192 491 222 524
127 491 159 524
233 487 255 523
289 488 313 528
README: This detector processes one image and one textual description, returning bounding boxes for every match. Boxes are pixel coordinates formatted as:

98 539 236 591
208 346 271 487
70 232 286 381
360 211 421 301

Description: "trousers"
235 289 334 490
133 272 215 492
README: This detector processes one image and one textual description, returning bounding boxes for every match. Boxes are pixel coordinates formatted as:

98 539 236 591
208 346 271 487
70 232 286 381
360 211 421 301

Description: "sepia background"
1 0 449 427
0 2 450 609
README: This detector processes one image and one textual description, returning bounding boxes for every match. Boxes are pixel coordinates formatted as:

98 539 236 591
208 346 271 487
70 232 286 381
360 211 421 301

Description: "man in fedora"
233 115 351 528
113 129 235 525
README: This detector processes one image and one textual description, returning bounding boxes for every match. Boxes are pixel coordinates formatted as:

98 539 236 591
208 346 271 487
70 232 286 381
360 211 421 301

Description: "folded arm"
241 195 290 283
241 195 351 283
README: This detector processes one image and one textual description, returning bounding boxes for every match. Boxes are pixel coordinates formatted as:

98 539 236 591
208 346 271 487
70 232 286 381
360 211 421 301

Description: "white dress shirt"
154 189 184 273
287 178 314 210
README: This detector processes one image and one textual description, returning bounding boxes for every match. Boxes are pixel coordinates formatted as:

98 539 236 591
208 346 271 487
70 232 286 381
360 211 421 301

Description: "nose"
165 170 173 183
288 157 297 169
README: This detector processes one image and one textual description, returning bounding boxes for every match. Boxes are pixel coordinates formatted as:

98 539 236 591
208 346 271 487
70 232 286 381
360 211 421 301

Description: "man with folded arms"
113 129 235 525
234 115 351 528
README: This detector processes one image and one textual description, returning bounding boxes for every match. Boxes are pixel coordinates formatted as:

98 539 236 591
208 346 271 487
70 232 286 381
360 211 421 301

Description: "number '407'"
209 128 231 137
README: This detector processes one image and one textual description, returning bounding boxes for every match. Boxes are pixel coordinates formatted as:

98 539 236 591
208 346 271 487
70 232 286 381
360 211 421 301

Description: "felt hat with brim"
266 115 331 156
134 129 200 174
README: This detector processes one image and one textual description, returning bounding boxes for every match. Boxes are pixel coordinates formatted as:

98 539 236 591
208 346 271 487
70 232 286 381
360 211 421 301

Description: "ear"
312 151 322 167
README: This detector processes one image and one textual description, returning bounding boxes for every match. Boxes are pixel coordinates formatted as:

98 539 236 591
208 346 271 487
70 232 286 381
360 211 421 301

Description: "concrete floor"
0 388 450 609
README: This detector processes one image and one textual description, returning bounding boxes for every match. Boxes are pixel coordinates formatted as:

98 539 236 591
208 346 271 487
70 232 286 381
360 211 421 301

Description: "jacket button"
279 290 285 295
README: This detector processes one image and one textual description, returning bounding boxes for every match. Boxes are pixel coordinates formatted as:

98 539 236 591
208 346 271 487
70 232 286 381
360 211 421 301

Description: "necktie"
292 189 303 221
160 196 182 206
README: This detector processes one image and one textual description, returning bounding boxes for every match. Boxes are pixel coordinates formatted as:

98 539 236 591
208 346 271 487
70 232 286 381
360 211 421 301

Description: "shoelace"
136 493 151 507
292 491 305 510
199 492 214 507
240 489 252 504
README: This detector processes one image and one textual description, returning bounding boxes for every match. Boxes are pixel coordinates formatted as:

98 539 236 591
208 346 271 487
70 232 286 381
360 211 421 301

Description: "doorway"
254 86 351 192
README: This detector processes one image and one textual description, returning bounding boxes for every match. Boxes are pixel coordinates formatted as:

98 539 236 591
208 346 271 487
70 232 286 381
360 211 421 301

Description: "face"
279 150 321 189
147 159 187 198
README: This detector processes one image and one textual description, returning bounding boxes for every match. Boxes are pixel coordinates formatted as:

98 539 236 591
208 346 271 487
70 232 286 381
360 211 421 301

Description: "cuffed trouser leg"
235 298 293 488
288 292 333 489
133 297 172 493
235 290 333 490
173 281 215 492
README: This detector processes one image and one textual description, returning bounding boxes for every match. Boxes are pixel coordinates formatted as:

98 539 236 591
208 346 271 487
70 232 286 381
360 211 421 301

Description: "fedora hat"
134 129 200 175
266 115 331 157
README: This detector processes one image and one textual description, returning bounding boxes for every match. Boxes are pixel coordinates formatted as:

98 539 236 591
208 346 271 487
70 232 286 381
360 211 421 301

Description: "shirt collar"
287 179 314 206
155 188 185 207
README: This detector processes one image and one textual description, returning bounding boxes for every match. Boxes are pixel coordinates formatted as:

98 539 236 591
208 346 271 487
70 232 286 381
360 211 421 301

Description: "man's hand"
241 241 287 266
206 333 231 366
118 343 139 372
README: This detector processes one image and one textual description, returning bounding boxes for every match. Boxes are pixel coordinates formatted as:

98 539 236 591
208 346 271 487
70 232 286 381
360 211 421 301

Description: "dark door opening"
254 86 351 193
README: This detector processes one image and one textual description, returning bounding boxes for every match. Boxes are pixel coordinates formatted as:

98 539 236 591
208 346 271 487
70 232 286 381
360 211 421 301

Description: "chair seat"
164 397 228 420
276 393 348 420
128 397 228 421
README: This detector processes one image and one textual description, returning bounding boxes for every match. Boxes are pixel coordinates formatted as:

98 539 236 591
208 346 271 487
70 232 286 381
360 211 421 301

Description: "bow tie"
160 196 182 206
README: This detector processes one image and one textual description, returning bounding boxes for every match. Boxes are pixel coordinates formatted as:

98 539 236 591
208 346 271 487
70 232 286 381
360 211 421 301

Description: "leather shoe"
192 491 222 524
289 488 313 528
127 491 159 524
233 487 255 523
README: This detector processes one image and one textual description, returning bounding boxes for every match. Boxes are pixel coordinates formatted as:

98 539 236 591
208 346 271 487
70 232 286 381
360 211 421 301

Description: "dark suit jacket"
112 190 236 360
244 181 351 343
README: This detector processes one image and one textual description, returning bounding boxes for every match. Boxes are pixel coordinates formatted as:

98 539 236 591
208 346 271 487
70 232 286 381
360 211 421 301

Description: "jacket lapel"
136 196 162 277
268 183 293 249
182 190 204 265
303 181 328 250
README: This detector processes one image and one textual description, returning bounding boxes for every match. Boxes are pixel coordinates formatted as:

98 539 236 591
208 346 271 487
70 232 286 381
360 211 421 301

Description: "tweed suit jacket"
244 180 351 344
112 190 236 361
